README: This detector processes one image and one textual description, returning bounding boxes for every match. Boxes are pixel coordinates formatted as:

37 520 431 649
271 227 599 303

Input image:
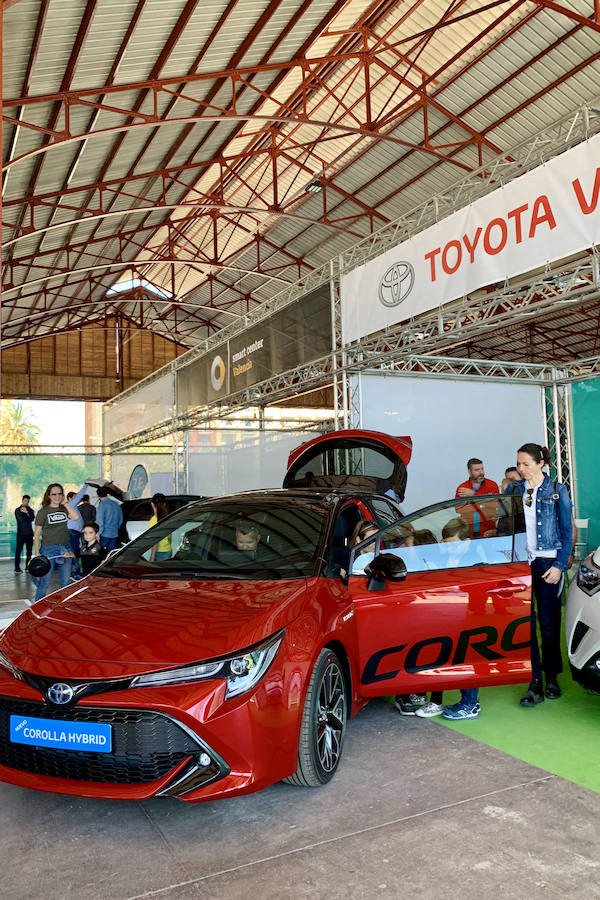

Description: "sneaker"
414 701 444 718
409 693 426 706
395 696 418 715
442 702 480 720
14 569 22 574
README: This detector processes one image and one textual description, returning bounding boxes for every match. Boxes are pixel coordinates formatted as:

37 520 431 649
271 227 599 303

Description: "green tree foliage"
0 455 96 505
0 400 41 450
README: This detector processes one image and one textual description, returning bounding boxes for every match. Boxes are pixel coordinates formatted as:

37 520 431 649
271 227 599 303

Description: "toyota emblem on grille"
378 261 415 307
47 683 74 705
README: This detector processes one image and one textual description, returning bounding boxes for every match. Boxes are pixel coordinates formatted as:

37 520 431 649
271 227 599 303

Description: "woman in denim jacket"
510 443 573 706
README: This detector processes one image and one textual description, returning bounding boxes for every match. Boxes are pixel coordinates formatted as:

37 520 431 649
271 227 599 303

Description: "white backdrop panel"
110 453 174 496
358 373 545 512
187 430 319 497
104 373 174 444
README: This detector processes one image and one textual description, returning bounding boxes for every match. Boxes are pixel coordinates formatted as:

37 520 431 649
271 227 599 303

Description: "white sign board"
342 132 600 343
357 373 545 514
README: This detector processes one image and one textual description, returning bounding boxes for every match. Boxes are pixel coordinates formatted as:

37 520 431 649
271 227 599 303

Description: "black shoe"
545 678 561 699
394 695 416 716
520 681 544 706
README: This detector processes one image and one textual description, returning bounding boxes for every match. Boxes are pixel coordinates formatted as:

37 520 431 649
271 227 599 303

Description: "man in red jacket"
455 458 499 498
455 457 499 537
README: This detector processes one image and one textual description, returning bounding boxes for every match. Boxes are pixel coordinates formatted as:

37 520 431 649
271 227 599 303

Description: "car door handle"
488 581 526 597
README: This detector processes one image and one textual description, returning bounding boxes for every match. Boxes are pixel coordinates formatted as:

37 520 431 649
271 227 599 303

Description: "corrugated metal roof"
4 0 600 367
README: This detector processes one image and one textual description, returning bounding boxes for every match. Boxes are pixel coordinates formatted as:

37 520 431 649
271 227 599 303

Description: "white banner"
342 131 600 344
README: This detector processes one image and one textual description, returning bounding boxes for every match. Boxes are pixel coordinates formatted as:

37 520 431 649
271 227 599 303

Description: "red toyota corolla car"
0 431 532 803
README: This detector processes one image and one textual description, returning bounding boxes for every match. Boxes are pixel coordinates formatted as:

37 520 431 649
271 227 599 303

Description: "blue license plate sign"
10 715 112 753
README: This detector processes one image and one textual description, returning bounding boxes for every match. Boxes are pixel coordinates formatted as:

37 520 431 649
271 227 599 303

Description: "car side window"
368 497 401 527
351 496 525 575
129 500 153 521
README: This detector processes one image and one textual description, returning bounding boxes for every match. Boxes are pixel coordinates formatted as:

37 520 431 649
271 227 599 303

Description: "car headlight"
576 558 600 596
130 631 283 699
0 649 23 681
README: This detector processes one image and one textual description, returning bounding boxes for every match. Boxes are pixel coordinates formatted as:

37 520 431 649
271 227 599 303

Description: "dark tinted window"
128 501 153 521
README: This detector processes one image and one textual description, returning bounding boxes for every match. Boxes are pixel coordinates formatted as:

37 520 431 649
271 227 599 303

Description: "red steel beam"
137 0 513 289
5 4 596 350
8 0 99 237
269 5 577 270
530 0 600 34
8 0 351 326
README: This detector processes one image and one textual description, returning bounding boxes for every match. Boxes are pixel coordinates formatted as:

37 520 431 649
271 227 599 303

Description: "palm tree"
0 400 41 450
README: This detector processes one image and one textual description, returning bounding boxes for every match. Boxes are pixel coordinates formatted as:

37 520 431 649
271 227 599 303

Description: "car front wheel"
285 648 347 787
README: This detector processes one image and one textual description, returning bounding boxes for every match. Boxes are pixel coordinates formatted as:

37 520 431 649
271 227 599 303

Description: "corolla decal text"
361 617 530 684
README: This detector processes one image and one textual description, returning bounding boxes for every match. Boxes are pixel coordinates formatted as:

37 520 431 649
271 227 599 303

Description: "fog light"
199 752 211 767
595 660 600 671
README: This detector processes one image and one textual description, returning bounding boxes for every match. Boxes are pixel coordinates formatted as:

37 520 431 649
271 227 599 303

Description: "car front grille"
0 697 201 785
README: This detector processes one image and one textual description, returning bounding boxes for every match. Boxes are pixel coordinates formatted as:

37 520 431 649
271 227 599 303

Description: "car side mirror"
365 553 407 591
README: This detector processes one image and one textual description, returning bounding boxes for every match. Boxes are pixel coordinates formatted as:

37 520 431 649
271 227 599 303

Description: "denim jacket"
509 475 573 571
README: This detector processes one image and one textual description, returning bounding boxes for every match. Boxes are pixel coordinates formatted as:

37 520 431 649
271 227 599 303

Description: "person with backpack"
509 443 573 707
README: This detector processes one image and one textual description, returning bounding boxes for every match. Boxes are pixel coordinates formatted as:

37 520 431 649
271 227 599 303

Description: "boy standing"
80 523 106 576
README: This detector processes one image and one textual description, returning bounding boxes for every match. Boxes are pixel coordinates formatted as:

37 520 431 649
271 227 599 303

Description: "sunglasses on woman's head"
524 488 534 507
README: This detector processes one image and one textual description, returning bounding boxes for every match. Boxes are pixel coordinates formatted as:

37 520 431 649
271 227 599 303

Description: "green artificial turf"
434 671 600 793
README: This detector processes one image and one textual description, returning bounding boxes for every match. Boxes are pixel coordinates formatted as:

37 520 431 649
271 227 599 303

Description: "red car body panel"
0 560 532 802
3 578 308 677
349 563 532 696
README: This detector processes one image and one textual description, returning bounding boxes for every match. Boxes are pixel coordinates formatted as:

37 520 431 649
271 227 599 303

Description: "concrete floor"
1 560 600 900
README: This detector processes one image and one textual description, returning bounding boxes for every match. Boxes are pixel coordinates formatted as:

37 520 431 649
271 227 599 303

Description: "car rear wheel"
285 648 347 787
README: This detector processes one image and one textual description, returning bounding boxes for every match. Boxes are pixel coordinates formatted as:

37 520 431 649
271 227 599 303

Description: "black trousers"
15 533 33 571
530 556 564 681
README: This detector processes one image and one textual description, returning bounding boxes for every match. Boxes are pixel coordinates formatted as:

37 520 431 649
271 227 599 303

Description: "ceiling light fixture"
305 180 323 194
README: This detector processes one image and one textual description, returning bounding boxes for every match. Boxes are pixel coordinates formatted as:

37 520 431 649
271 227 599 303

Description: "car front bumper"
0 663 303 803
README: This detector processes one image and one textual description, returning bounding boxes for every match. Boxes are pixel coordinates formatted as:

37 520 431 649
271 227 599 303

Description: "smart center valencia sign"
342 131 600 344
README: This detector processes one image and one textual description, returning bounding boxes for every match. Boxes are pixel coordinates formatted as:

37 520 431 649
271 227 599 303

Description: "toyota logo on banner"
378 261 415 307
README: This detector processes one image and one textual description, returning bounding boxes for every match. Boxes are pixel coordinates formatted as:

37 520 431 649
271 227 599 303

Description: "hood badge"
47 683 74 705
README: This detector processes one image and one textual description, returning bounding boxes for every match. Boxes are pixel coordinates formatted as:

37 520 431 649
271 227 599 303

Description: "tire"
285 648 347 787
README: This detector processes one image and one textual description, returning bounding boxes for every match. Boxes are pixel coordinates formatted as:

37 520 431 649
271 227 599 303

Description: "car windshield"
100 499 329 580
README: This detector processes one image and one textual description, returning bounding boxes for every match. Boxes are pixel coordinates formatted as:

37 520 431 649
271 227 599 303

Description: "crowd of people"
14 482 127 601
17 486 176 601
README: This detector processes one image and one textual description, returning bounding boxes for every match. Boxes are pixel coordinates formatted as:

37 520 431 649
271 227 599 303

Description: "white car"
565 546 600 693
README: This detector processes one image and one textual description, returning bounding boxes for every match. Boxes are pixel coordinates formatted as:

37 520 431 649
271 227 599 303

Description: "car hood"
0 576 308 679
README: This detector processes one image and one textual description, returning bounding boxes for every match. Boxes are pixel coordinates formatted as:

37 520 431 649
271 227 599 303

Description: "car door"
347 494 532 697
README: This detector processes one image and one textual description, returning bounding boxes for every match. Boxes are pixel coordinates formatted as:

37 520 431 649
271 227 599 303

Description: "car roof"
187 488 395 507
